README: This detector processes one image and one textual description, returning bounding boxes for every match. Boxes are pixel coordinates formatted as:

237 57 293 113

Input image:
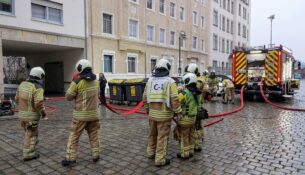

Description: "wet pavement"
1 80 305 175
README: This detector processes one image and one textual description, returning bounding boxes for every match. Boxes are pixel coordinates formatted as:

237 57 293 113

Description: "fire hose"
259 80 305 112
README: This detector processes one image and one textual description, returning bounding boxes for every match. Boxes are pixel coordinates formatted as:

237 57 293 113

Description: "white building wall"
0 0 84 37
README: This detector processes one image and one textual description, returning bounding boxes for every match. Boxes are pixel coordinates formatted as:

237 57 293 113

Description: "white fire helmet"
155 59 171 71
183 73 197 85
75 59 92 73
29 67 45 80
185 63 199 74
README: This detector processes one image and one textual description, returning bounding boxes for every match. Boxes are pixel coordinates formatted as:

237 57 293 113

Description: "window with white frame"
159 0 165 14
146 0 153 10
213 10 218 26
159 28 165 44
127 56 136 73
213 34 218 50
238 4 241 16
192 36 197 49
223 0 226 9
222 16 225 31
170 31 175 46
0 0 14 14
243 7 247 19
222 38 225 53
170 2 175 18
104 55 113 73
201 16 205 28
103 13 113 34
179 7 184 21
147 25 154 42
242 25 246 38
31 1 63 24
231 21 234 34
230 41 233 52
192 11 197 25
129 19 138 38
201 39 205 51
227 0 230 11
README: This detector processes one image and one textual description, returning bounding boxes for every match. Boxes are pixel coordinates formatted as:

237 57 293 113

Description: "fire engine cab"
232 45 300 99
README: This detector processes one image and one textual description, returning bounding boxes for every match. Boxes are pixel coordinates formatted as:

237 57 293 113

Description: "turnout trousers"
21 121 39 159
178 125 195 158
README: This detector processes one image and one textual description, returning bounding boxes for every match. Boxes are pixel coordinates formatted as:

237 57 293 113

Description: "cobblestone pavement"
1 80 305 175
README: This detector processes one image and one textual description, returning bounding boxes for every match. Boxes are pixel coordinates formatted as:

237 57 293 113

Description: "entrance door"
45 62 64 94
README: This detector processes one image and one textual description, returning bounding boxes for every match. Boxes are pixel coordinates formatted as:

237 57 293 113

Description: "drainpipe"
84 0 87 60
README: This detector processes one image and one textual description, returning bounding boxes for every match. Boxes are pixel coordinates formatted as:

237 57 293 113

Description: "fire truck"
231 45 300 99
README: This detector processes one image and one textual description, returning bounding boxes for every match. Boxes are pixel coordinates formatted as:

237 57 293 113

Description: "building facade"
207 0 251 74
88 0 209 80
0 0 85 93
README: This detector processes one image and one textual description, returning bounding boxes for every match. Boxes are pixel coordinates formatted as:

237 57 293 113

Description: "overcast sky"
251 0 305 62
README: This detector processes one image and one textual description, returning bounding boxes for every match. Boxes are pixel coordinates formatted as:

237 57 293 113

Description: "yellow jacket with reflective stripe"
15 81 45 121
66 79 100 121
177 89 198 126
222 79 234 88
143 77 182 121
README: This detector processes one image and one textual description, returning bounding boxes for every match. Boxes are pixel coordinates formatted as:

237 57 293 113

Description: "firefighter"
222 78 235 104
61 59 101 167
143 58 182 167
184 64 206 152
201 70 209 102
15 67 46 161
207 70 219 101
176 73 201 158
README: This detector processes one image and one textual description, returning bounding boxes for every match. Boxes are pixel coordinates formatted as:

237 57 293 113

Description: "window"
201 39 205 51
201 16 205 28
230 41 233 52
170 31 175 46
226 19 230 33
128 56 136 73
129 19 138 38
159 28 165 44
151 59 157 71
147 0 153 9
227 0 230 11
213 34 218 50
192 36 197 49
213 10 218 26
238 22 241 36
103 13 113 34
242 25 246 38
226 40 229 53
192 11 197 25
231 21 234 34
222 38 225 53
231 1 234 14
226 62 229 68
31 2 63 24
213 60 218 68
130 0 138 3
238 4 241 16
243 7 247 19
104 55 113 73
223 0 226 9
222 17 225 31
222 62 224 69
179 7 184 21
159 0 165 13
0 0 13 14
170 2 175 18
147 25 154 42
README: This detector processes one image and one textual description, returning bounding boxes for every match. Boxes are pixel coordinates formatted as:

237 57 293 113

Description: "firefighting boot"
23 153 40 161
194 148 202 152
147 154 155 159
177 153 189 159
93 156 100 163
61 159 76 167
155 159 171 167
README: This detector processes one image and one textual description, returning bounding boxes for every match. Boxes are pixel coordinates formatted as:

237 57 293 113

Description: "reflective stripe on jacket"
222 79 234 88
66 79 100 121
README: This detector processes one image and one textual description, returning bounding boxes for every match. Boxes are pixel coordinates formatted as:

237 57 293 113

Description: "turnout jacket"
178 89 199 126
66 79 100 121
15 81 45 121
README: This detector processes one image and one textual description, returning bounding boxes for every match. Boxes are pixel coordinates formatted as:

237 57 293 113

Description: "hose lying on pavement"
259 80 305 112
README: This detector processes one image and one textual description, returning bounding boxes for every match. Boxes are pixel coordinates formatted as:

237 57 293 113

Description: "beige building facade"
0 0 85 94
88 0 209 80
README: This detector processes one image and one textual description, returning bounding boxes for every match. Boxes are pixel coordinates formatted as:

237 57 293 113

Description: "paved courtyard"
1 80 305 175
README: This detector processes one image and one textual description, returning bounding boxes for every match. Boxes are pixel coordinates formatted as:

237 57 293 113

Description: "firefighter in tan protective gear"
184 64 207 152
62 59 101 167
175 73 201 158
222 78 235 104
15 67 47 161
202 70 209 102
207 70 219 101
143 59 182 167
